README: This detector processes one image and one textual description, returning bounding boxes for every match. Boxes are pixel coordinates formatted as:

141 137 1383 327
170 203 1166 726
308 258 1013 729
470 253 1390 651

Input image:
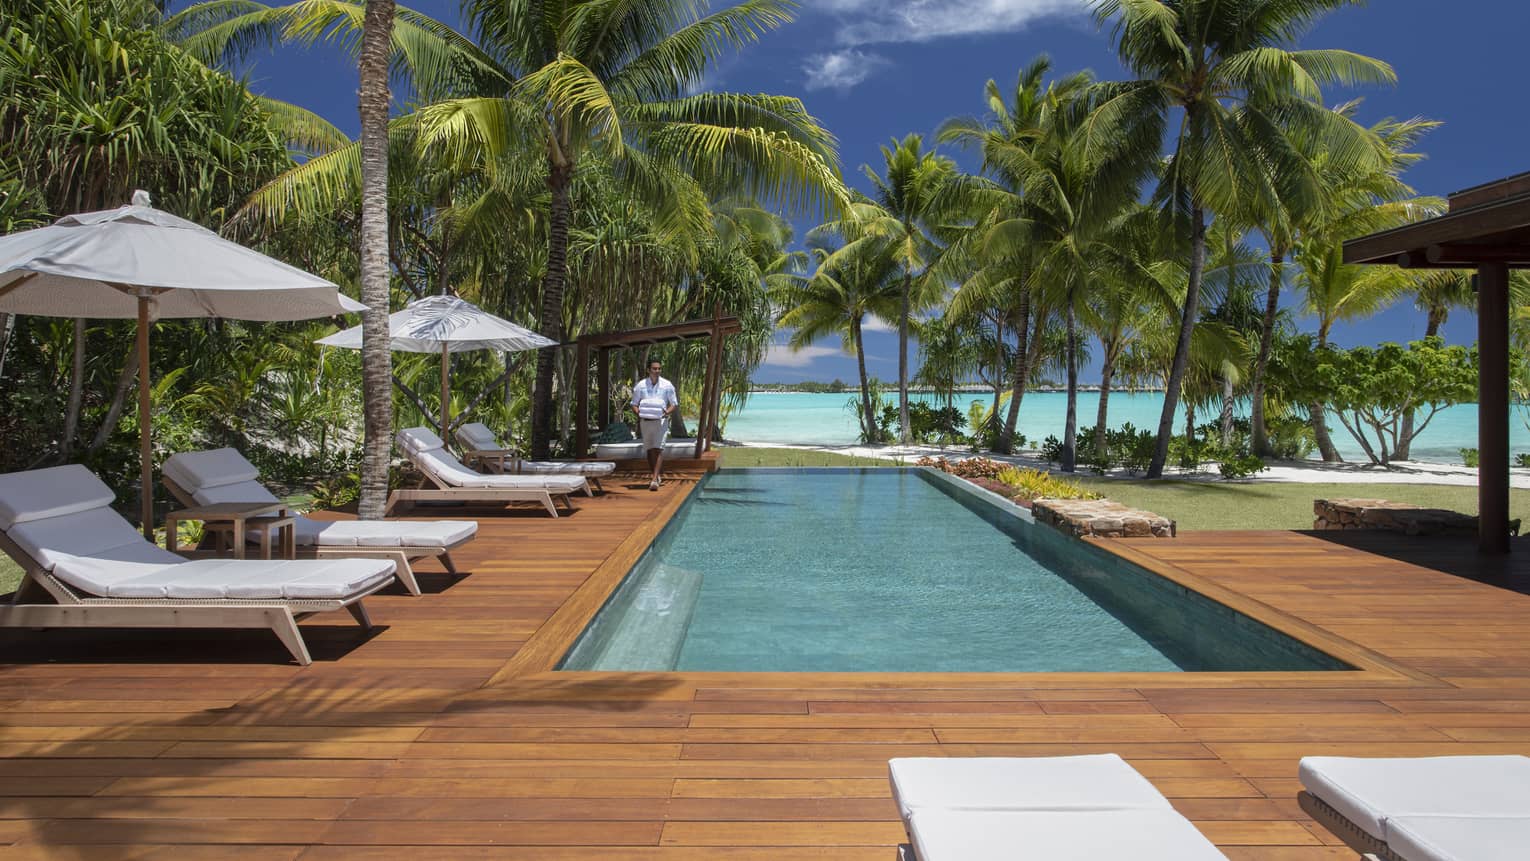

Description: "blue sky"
216 0 1530 383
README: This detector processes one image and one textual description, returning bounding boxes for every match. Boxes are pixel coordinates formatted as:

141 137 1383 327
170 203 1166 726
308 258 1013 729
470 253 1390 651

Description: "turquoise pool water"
560 469 1349 673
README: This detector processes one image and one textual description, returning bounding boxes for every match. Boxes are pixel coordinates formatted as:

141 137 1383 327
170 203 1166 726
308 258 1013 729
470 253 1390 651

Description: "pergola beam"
572 314 743 456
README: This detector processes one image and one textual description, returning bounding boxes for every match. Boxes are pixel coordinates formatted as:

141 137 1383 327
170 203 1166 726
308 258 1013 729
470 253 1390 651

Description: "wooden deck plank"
1 471 1529 856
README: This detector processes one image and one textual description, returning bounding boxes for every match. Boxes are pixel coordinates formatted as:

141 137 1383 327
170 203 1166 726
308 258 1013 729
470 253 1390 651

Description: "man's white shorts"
640 418 668 450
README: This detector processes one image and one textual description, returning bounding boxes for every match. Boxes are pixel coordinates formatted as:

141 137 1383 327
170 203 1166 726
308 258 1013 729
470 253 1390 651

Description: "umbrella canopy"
0 191 362 536
0 192 364 319
317 295 554 438
317 295 551 353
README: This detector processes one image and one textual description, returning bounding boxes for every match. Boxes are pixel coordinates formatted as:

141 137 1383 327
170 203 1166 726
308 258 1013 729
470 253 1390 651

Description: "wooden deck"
3 471 1530 859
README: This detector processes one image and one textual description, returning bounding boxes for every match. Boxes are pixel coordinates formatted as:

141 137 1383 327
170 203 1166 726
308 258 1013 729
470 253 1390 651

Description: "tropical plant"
1090 0 1394 477
773 224 900 445
858 135 956 442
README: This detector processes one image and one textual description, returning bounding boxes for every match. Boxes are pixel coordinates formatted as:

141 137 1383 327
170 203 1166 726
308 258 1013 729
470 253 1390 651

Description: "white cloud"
763 344 843 368
802 48 891 92
817 0 1086 46
861 316 896 333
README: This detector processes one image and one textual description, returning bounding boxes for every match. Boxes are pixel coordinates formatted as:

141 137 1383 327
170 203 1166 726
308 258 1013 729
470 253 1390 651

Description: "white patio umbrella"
0 191 364 536
317 295 554 439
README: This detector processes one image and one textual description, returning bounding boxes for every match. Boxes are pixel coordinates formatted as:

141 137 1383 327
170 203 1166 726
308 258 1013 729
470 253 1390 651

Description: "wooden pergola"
1344 172 1530 554
572 307 742 459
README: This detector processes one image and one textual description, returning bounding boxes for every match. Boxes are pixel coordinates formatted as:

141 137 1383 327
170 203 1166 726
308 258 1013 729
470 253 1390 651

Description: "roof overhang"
1343 171 1530 269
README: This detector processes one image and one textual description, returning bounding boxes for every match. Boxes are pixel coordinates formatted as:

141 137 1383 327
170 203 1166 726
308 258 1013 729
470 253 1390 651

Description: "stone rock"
1312 498 1477 536
1030 498 1175 540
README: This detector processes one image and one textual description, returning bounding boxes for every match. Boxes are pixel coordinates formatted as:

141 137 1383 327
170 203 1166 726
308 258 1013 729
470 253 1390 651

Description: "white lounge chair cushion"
0 464 117 529
7 505 182 569
1386 815 1530 861
455 422 500 450
162 448 261 492
398 427 447 455
48 553 394 600
888 755 1172 821
594 441 697 459
410 443 584 491
1299 755 1530 841
907 809 1227 861
293 518 477 548
163 447 477 547
518 460 616 477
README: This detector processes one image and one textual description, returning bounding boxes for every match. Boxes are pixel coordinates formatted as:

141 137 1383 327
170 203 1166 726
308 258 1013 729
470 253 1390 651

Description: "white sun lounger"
161 448 478 597
888 755 1228 860
390 428 587 517
0 465 397 665
454 422 615 491
1299 755 1530 861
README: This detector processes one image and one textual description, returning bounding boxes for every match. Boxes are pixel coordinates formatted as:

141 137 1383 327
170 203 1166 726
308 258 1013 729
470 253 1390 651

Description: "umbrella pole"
137 297 153 540
440 344 450 440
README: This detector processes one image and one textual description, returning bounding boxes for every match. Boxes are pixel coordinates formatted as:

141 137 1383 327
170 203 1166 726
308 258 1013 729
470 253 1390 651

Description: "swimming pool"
560 469 1349 673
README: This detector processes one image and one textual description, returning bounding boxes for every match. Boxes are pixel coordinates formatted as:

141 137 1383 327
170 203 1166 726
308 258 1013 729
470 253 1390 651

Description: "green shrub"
1218 453 1268 480
995 466 1102 502
1516 453 1530 468
1039 435 1063 465
1461 447 1480 468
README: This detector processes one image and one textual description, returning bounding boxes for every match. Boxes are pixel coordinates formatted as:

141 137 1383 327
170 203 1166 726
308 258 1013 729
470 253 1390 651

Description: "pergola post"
1479 263 1511 554
597 347 611 429
574 340 590 457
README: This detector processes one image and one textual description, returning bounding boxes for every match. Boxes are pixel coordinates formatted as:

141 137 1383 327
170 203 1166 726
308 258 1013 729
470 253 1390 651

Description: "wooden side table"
164 502 296 560
462 449 521 474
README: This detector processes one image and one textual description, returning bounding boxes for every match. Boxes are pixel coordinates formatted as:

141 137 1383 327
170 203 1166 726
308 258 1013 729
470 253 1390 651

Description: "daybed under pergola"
571 307 741 459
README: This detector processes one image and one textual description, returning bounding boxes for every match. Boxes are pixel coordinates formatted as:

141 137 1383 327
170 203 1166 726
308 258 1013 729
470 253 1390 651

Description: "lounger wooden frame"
162 476 468 597
0 531 387 666
389 451 583 518
1297 791 1397 861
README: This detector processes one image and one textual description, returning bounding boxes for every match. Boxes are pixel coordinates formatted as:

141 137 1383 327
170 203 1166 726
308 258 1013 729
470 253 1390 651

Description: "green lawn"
1072 479 1530 532
716 447 1523 532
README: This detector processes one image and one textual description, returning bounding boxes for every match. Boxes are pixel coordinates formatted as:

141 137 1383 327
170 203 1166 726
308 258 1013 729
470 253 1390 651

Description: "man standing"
630 359 679 491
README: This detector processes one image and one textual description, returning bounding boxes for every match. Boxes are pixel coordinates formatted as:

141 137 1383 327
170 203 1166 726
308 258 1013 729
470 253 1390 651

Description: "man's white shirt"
632 376 678 420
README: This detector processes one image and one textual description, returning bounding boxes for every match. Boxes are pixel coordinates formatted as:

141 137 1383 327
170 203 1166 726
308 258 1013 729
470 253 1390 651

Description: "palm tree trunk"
1310 328 1343 463
530 156 574 460
356 0 396 521
1396 308 1446 460
898 272 911 445
1250 251 1283 457
1094 348 1116 459
1061 300 1078 473
60 319 86 460
1149 207 1207 478
1219 372 1235 448
85 342 139 455
853 317 877 443
0 312 13 382
997 289 1030 454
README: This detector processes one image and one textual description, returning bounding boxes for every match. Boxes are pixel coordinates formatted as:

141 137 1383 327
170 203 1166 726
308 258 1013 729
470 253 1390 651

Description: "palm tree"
174 0 846 458
860 135 956 443
1090 0 1394 477
774 229 901 444
936 58 1091 454
1244 109 1438 457
356 0 395 519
